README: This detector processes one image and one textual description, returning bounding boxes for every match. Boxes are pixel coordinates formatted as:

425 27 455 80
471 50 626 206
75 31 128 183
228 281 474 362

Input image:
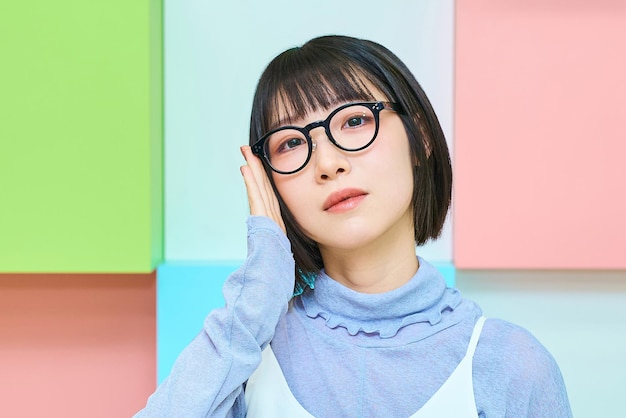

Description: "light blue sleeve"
473 319 573 418
134 216 295 418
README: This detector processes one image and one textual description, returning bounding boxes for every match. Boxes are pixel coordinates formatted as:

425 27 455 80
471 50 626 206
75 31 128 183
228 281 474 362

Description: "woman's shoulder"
477 318 558 373
474 317 568 397
479 318 545 349
472 318 571 415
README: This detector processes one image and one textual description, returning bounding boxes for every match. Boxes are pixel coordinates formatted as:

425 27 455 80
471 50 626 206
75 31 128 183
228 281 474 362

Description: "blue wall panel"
157 262 237 383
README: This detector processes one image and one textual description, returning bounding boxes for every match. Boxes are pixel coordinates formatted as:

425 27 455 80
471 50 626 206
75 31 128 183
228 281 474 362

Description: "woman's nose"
309 129 351 181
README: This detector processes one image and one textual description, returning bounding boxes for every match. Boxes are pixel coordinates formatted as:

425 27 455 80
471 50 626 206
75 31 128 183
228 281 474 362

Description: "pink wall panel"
455 1 626 269
0 274 156 417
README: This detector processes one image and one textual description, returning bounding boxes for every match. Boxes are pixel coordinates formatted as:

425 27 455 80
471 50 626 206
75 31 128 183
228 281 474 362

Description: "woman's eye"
277 137 305 153
346 117 364 127
342 113 372 129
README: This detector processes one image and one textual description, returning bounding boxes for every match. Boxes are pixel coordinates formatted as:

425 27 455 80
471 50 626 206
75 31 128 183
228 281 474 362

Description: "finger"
241 146 275 214
241 146 270 214
240 164 265 216
240 147 286 233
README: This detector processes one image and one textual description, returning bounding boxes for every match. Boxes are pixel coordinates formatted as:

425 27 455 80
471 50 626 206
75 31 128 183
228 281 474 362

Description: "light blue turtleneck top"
135 216 572 417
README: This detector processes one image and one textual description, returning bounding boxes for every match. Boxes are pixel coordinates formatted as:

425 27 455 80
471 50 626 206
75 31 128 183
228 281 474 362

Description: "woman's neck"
319 227 419 294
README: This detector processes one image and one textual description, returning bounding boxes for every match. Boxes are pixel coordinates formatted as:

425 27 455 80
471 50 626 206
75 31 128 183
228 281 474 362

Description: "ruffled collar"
299 257 461 338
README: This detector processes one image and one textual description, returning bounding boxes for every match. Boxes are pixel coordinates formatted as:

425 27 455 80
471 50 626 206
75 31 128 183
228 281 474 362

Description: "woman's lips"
323 188 368 213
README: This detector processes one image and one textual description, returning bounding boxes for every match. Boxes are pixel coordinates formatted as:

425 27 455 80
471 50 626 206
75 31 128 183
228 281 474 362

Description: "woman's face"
271 83 416 257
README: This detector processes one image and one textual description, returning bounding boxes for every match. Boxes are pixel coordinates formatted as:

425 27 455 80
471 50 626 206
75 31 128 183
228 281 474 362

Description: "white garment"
245 316 486 418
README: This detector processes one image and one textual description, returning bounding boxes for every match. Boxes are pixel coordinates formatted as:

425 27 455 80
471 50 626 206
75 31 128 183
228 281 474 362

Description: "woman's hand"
240 146 286 234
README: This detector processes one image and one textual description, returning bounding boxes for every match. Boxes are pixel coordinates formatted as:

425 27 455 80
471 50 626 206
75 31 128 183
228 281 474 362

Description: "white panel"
165 0 454 262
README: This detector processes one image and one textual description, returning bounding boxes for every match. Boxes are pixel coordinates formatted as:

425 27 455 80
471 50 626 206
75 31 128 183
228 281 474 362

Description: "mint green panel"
0 1 163 272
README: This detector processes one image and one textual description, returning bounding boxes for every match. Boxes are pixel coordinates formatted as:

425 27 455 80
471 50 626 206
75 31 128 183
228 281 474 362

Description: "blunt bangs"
251 42 396 137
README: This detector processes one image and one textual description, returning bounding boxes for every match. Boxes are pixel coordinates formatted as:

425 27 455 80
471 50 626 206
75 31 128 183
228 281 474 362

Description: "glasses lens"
265 128 310 173
329 104 377 150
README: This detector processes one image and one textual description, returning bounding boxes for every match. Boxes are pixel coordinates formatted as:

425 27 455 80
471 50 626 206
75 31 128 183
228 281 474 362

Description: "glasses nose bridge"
304 119 328 138
304 119 334 149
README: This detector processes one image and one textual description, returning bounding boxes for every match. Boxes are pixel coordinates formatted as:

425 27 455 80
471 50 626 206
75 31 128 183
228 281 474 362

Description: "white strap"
465 316 486 358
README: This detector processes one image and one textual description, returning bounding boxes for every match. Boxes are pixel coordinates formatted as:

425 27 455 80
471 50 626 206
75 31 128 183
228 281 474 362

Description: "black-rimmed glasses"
251 101 401 174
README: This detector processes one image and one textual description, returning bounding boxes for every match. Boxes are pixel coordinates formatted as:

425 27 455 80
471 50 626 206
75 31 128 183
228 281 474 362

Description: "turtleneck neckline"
298 257 462 338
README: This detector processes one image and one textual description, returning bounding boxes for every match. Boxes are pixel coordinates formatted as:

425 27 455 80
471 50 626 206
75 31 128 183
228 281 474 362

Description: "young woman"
136 35 571 417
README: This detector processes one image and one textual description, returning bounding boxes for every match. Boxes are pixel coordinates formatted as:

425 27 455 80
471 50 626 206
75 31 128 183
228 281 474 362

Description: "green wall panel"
0 1 163 272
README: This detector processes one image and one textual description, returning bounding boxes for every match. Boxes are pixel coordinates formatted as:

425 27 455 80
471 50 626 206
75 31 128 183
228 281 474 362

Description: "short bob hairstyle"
249 35 452 295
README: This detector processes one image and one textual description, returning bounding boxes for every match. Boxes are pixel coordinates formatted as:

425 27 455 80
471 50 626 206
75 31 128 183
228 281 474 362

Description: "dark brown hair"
249 35 452 295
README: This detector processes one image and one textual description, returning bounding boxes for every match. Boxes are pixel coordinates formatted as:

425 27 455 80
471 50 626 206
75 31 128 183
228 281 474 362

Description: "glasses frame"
251 101 401 175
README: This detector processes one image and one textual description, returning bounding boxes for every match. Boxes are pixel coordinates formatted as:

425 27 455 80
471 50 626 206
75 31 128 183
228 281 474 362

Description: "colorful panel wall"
0 1 162 416
454 0 626 269
2 0 625 417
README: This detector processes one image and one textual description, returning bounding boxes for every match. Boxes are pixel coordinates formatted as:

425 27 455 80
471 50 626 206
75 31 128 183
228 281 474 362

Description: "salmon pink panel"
0 273 156 418
455 1 626 269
